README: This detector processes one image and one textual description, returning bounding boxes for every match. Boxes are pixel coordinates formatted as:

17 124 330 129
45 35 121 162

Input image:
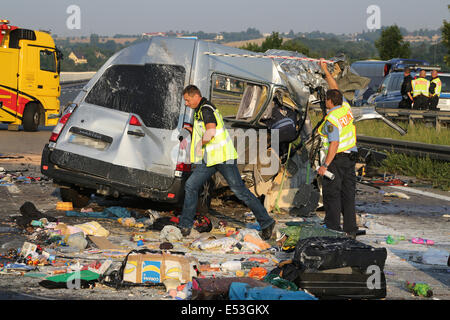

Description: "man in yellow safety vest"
317 59 359 238
411 69 430 110
178 85 276 240
429 70 441 111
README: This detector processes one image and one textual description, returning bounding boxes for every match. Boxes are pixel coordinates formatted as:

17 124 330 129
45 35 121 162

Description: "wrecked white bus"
40 37 404 215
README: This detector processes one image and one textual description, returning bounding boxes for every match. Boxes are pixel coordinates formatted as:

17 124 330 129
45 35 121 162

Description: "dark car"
351 59 430 106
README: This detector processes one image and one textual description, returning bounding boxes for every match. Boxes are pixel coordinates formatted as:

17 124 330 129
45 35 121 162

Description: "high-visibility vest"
431 77 441 97
191 103 238 167
318 101 357 154
412 77 430 97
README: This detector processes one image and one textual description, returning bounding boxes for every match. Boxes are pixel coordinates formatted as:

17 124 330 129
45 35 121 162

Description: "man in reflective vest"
412 69 430 110
429 70 441 111
318 59 359 238
178 85 276 240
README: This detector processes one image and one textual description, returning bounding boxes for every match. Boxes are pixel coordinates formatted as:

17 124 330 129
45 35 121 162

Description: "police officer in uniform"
429 70 441 111
178 85 276 240
318 59 359 238
399 67 413 109
412 69 430 110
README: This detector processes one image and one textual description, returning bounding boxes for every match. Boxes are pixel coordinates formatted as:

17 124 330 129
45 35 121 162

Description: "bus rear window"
85 64 185 130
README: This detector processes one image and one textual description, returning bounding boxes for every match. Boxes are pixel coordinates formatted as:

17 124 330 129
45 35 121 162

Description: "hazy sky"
2 0 449 37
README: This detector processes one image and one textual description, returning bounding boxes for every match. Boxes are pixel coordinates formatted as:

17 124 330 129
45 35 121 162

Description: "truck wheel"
59 187 91 208
23 103 40 132
197 178 213 214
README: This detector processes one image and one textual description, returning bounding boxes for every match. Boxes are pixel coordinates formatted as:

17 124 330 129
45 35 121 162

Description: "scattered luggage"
295 267 387 300
271 236 388 299
293 237 387 271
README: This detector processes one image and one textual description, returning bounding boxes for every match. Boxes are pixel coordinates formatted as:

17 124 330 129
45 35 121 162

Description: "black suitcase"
293 237 387 271
295 267 387 300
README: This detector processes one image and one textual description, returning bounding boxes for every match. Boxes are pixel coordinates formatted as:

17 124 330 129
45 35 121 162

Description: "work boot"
180 227 191 237
346 229 366 240
261 221 276 240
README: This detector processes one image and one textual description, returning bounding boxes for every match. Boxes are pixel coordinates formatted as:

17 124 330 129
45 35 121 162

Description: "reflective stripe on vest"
191 104 238 167
318 101 357 154
412 78 430 97
431 78 441 97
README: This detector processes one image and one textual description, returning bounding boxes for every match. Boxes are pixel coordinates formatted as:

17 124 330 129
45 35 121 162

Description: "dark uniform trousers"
413 95 429 110
429 96 440 111
322 152 358 233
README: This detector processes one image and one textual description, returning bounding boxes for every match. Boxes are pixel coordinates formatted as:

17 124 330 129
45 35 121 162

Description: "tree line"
56 21 450 72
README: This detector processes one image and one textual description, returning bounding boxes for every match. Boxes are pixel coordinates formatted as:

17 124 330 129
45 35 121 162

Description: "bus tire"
23 103 40 132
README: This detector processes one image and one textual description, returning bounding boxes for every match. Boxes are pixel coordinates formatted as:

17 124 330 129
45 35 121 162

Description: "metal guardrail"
357 135 450 162
309 105 450 131
374 107 450 131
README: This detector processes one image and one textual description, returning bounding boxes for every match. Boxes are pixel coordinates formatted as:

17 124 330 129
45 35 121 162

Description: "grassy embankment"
310 113 450 190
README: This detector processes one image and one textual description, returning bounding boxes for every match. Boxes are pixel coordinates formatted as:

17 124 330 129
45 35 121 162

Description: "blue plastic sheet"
229 282 317 300
66 206 132 220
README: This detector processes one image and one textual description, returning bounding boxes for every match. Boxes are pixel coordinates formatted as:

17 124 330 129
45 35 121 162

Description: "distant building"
141 32 187 38
68 50 87 64
403 34 442 43
142 32 167 38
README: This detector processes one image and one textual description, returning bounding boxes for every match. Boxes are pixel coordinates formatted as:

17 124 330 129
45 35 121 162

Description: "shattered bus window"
85 64 185 129
211 74 268 120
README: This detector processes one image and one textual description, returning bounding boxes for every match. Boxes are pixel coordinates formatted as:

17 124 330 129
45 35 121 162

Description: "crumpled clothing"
160 225 183 242
74 221 110 237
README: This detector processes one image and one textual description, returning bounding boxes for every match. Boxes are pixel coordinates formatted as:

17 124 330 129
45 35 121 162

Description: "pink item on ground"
411 238 434 245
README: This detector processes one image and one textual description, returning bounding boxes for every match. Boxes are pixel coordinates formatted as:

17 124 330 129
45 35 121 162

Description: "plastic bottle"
411 238 434 245
31 220 43 227
316 167 335 180
386 235 406 244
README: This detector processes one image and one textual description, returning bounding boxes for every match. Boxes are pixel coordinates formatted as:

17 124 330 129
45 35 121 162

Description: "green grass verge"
380 152 450 191
355 120 450 146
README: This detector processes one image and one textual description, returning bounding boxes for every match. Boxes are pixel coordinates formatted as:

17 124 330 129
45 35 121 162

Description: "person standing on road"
317 59 359 238
411 69 430 110
428 70 441 111
399 67 413 109
178 85 276 240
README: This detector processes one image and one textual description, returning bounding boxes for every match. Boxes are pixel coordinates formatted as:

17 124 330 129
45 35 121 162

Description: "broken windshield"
85 64 185 130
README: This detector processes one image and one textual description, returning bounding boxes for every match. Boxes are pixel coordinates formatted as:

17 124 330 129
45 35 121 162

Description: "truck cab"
0 19 62 131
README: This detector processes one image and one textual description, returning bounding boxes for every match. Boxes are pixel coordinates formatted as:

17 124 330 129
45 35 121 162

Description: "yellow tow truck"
0 19 62 131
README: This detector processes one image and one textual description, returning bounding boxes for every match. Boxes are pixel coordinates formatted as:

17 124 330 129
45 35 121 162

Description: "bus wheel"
23 103 40 132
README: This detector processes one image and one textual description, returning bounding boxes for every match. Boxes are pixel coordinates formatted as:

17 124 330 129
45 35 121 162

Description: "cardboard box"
123 253 198 284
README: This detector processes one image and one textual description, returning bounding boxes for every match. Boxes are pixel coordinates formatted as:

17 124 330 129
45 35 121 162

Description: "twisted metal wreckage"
206 48 407 216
